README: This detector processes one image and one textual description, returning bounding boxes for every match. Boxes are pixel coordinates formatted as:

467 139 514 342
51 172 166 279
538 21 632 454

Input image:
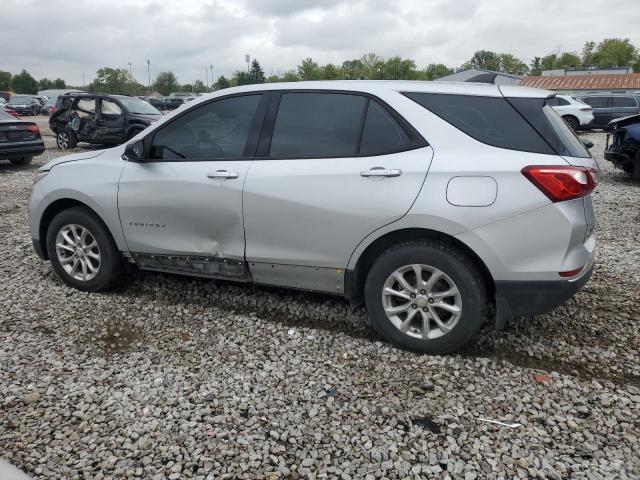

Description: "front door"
118 93 265 262
242 91 432 289
96 98 126 144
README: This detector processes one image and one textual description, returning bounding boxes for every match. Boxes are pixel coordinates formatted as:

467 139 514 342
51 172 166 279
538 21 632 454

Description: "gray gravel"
1 128 639 479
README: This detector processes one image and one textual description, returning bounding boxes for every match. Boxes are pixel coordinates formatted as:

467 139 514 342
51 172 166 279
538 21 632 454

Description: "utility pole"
82 73 85 88
205 66 209 90
245 54 250 74
128 62 132 77
146 59 151 93
209 65 214 90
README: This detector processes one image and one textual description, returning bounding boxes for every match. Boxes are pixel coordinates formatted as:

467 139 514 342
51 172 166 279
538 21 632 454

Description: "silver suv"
28 81 598 354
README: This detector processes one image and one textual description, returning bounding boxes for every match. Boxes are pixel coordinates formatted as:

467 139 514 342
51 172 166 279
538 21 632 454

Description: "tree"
88 67 141 94
464 50 501 71
248 59 266 84
192 80 207 93
153 71 179 95
591 38 637 67
213 75 230 90
556 52 581 69
38 78 53 90
422 63 453 80
297 58 322 81
233 71 252 86
52 78 66 89
0 71 11 91
321 64 343 80
582 41 597 65
498 53 529 75
341 59 365 79
381 56 417 80
530 57 542 76
10 69 38 94
181 84 193 93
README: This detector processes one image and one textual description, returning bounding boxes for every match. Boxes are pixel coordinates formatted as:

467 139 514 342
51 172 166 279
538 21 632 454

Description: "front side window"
101 99 122 116
611 96 638 108
150 94 261 160
269 93 366 157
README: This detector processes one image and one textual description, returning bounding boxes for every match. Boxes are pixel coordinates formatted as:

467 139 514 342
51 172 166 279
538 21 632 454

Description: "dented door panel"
117 160 251 260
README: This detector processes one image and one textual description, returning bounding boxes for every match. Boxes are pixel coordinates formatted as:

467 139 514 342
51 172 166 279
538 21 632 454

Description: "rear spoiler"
607 113 640 132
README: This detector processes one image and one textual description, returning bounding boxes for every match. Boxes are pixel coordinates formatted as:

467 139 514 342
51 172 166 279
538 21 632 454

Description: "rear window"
611 97 638 108
403 92 555 155
359 100 412 155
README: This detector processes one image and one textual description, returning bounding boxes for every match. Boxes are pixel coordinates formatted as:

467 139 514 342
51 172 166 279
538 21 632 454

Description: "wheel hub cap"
381 264 462 340
55 224 101 282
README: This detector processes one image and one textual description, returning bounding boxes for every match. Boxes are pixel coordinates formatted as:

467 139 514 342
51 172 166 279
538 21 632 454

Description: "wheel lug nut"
412 304 417 309
410 293 416 298
420 290 426 294
428 298 435 304
422 307 428 312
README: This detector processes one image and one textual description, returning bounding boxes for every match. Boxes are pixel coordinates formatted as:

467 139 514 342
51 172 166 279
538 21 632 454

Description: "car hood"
39 150 106 172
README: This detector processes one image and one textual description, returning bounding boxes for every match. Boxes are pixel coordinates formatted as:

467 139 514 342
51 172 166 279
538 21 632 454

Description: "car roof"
192 80 551 100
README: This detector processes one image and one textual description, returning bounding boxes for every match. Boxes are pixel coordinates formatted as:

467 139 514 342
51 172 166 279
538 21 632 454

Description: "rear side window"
359 100 411 155
547 97 570 107
269 93 365 157
581 96 609 108
403 92 555 155
612 97 638 108
76 98 96 113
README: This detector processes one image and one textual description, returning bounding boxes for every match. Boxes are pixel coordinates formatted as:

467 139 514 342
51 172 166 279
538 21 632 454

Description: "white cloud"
0 0 638 86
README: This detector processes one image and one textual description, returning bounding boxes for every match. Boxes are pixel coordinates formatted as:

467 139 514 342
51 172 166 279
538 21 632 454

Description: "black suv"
575 93 640 129
50 93 162 149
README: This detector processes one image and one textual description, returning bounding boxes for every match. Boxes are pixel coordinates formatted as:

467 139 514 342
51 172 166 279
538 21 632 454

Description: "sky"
2 0 639 87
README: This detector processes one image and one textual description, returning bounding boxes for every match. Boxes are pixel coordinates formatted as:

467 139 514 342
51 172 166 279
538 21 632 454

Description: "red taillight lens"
559 266 584 277
579 107 592 111
522 166 596 202
26 124 40 135
49 106 56 114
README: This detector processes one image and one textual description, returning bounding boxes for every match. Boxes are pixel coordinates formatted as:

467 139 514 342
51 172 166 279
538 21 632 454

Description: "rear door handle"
360 167 402 178
207 170 239 180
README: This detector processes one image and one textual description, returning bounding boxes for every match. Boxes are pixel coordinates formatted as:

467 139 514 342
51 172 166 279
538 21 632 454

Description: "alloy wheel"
55 224 101 281
381 264 462 340
57 132 69 149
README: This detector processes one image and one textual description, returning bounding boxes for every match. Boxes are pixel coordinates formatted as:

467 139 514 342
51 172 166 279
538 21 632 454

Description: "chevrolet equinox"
29 81 597 354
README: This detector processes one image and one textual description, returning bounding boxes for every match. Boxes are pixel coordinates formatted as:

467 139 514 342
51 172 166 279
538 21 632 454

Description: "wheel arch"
38 198 115 260
345 227 495 309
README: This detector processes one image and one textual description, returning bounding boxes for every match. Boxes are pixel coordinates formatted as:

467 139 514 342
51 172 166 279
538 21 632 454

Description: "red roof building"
520 74 640 94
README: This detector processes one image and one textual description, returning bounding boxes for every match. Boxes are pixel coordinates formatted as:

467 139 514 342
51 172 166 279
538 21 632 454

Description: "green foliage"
529 57 542 76
10 69 38 94
213 75 230 90
422 64 454 80
52 78 66 89
0 71 11 91
248 59 266 84
88 67 142 95
38 78 53 90
192 80 208 93
589 38 637 68
233 71 252 86
297 58 322 81
462 50 529 74
152 71 180 96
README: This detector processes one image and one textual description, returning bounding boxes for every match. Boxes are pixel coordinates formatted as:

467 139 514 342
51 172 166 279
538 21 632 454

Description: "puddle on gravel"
92 322 144 354
462 346 640 387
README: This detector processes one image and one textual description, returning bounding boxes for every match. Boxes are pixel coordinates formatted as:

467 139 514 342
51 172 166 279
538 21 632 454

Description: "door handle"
207 170 239 180
360 167 402 178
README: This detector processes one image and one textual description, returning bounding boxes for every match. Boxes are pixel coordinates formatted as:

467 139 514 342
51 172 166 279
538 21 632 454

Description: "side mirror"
122 140 144 162
582 140 594 149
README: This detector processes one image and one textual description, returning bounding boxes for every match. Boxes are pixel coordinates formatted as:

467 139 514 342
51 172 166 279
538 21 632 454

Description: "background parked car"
50 92 162 149
0 108 45 165
604 113 640 179
547 94 594 130
163 96 184 110
7 95 39 116
575 93 640 129
32 96 46 115
44 97 57 116
144 97 165 110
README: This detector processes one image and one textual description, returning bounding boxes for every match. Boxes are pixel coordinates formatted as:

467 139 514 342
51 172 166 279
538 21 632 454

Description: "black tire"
46 207 124 292
364 240 487 354
562 115 579 131
56 129 77 150
9 156 32 166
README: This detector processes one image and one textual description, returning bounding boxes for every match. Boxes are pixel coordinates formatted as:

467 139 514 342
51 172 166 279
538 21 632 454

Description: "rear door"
96 98 126 143
242 91 432 288
580 96 610 127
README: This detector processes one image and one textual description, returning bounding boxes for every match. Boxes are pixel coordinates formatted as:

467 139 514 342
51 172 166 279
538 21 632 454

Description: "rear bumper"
0 140 45 159
604 150 630 166
495 261 594 325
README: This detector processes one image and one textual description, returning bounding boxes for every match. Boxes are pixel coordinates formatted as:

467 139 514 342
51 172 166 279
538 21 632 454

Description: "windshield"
116 97 161 115
9 96 30 104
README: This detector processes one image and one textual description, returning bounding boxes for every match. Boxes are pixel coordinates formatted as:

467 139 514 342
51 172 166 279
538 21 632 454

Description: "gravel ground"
1 129 639 479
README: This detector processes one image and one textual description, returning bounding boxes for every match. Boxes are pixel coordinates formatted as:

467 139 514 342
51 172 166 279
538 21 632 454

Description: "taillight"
579 107 592 111
522 166 597 202
26 124 40 135
49 106 56 114
559 266 584 278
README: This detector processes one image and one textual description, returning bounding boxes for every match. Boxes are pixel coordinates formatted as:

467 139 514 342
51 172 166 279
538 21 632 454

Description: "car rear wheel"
364 240 487 354
9 156 32 166
562 115 579 131
56 130 77 150
46 207 124 292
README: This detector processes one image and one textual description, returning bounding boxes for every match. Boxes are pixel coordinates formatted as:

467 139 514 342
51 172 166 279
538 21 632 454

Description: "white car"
547 94 594 130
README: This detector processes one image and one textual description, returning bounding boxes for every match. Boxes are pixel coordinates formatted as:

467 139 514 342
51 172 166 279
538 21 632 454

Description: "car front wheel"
56 130 77 149
364 240 487 354
46 207 124 292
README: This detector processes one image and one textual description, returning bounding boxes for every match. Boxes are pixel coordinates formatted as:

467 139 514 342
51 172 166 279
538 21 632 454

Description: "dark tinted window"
547 97 570 106
612 96 638 108
403 92 554 155
151 94 261 160
359 100 411 155
581 96 609 108
269 93 365 157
